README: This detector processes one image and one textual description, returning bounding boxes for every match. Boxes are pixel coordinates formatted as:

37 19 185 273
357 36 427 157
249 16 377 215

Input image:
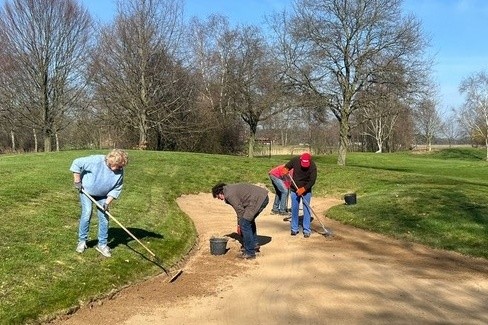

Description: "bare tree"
356 58 417 153
359 88 405 153
91 0 196 150
413 96 442 151
272 0 429 165
229 26 286 157
440 108 462 147
458 71 488 160
188 15 238 119
0 0 93 152
259 108 297 146
189 16 286 157
187 15 245 153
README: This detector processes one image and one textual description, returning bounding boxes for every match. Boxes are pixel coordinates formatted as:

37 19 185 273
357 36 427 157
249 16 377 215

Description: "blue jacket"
70 155 124 198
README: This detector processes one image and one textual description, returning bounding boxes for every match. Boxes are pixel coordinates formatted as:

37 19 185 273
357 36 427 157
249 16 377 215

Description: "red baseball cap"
300 152 311 167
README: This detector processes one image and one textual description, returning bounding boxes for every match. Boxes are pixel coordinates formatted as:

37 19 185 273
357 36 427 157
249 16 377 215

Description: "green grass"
1 148 488 324
325 151 488 256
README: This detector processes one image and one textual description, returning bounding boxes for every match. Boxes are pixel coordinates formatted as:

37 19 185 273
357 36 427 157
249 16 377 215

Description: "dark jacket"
284 156 317 194
223 183 269 221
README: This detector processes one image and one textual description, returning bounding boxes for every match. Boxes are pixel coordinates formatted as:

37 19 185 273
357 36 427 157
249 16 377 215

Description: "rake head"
151 256 183 283
317 227 334 237
168 269 183 283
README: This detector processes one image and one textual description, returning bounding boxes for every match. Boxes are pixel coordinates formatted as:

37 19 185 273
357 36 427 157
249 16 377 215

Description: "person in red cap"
283 152 317 237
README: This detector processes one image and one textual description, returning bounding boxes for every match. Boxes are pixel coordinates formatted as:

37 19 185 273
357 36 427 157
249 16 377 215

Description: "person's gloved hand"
296 187 306 196
74 182 83 192
103 203 110 212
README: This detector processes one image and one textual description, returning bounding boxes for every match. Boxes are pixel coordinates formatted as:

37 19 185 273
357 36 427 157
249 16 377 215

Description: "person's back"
212 182 269 259
268 165 291 215
223 183 268 220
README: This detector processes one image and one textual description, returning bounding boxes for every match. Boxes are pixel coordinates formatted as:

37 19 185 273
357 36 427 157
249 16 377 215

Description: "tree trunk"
55 132 60 152
44 133 51 152
138 118 149 150
98 128 103 149
33 129 38 152
376 137 383 153
337 118 349 166
10 130 15 152
485 135 488 161
248 133 255 158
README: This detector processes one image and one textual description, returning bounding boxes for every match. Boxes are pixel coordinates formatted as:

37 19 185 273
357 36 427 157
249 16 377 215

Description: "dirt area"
51 189 488 325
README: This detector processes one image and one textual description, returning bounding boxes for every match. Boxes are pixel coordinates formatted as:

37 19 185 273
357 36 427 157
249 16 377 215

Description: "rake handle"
81 189 158 258
287 175 316 215
286 174 332 233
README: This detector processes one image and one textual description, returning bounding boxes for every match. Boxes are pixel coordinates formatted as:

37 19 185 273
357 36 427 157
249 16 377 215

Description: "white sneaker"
76 241 87 253
95 244 111 257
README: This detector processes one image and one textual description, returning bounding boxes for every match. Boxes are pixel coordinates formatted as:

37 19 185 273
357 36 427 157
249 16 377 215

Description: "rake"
81 189 183 282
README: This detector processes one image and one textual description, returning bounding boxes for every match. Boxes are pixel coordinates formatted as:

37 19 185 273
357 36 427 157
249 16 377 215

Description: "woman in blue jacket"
70 149 128 257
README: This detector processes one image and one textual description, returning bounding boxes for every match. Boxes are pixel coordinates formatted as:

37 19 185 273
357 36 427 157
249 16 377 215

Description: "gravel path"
51 190 488 325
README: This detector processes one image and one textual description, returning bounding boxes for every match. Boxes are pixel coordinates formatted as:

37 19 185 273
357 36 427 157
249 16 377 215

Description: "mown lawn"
0 148 487 324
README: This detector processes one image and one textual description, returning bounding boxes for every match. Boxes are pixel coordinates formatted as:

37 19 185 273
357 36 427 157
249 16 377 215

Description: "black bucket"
344 193 357 205
209 237 228 255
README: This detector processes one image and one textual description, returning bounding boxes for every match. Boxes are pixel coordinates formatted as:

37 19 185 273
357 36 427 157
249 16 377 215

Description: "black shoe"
303 233 310 238
279 211 289 216
291 231 298 236
238 253 256 260
271 209 279 215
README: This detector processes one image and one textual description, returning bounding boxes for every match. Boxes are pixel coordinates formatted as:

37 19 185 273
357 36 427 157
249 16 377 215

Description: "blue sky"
402 0 488 112
9 0 488 113
176 0 488 113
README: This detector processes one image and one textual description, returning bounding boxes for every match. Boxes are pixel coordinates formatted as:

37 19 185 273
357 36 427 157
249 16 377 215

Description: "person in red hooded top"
268 164 293 215
283 152 317 237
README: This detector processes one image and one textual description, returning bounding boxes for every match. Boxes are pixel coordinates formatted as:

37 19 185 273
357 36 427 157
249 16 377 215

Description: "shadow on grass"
123 243 170 272
107 227 164 248
101 227 169 270
85 227 164 249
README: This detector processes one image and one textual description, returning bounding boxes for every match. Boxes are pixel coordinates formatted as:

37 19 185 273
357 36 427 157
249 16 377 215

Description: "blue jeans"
290 191 312 235
78 193 109 246
269 175 288 212
239 196 269 256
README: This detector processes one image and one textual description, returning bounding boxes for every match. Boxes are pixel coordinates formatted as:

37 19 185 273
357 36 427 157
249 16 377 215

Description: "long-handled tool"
287 176 334 237
301 197 334 237
81 189 183 282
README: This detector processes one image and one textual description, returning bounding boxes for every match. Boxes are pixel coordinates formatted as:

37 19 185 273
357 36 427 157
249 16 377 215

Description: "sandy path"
52 190 488 324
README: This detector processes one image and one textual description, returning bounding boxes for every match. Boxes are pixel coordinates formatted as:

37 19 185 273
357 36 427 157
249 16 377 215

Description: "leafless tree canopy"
458 71 488 160
413 96 443 152
89 0 204 150
188 16 287 157
0 0 462 156
357 83 406 153
272 0 430 164
187 15 246 153
0 0 93 151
